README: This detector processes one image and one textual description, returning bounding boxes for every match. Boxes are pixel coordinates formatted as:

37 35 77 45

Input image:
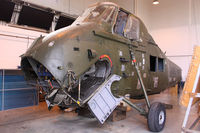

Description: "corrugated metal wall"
0 69 38 111
0 70 2 110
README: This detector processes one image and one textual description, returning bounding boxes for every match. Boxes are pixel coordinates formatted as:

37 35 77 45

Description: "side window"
150 55 157 72
101 6 116 23
124 15 140 41
150 56 165 72
158 58 164 72
87 5 107 20
114 10 128 36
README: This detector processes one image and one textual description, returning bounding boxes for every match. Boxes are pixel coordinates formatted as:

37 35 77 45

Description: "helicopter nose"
24 39 67 81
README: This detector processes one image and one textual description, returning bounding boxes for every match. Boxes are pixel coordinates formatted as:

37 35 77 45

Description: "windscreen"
124 15 140 40
73 4 116 24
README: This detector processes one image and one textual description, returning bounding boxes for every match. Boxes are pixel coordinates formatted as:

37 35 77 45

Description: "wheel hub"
159 111 165 125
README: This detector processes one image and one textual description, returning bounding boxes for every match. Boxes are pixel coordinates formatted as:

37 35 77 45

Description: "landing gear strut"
122 47 166 132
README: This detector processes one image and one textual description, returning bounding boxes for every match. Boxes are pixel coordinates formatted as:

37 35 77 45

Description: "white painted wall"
135 0 151 30
25 0 136 16
109 0 135 14
136 0 200 81
0 25 46 69
24 0 106 16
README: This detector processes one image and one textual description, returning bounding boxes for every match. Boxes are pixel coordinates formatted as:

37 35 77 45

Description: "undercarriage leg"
129 48 166 132
135 64 150 109
122 98 147 116
129 47 150 109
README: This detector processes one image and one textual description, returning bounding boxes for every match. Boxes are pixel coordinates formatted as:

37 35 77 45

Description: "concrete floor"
0 90 198 133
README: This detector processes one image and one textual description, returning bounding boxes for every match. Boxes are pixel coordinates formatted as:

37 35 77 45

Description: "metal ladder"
182 65 200 133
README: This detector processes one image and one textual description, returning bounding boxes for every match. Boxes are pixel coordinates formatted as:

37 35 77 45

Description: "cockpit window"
73 4 116 25
72 6 96 24
114 10 128 36
124 15 140 41
101 6 116 23
113 10 140 41
87 5 107 20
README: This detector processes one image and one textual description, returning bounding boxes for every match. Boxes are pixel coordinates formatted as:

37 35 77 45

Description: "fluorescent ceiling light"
153 0 159 5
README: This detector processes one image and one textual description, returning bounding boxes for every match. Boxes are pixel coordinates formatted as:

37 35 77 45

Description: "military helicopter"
21 2 182 132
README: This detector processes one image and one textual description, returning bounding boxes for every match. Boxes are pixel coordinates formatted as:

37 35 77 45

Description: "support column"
50 14 60 32
10 3 22 24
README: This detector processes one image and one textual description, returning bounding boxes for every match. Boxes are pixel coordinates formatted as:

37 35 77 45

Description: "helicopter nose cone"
22 37 66 83
21 22 97 86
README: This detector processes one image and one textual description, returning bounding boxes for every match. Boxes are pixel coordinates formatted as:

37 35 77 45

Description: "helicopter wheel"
147 102 166 132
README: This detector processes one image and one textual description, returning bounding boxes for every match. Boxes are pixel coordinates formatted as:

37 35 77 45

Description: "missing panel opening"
158 58 164 72
150 55 157 72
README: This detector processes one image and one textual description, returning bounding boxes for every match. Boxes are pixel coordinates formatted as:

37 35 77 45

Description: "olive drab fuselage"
21 2 182 101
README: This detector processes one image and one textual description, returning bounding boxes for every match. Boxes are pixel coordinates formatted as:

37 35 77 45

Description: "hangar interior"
0 0 200 132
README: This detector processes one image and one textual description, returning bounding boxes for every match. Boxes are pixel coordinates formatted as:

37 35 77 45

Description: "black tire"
147 102 166 132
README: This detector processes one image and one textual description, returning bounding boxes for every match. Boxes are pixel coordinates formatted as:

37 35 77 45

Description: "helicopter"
21 2 182 132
